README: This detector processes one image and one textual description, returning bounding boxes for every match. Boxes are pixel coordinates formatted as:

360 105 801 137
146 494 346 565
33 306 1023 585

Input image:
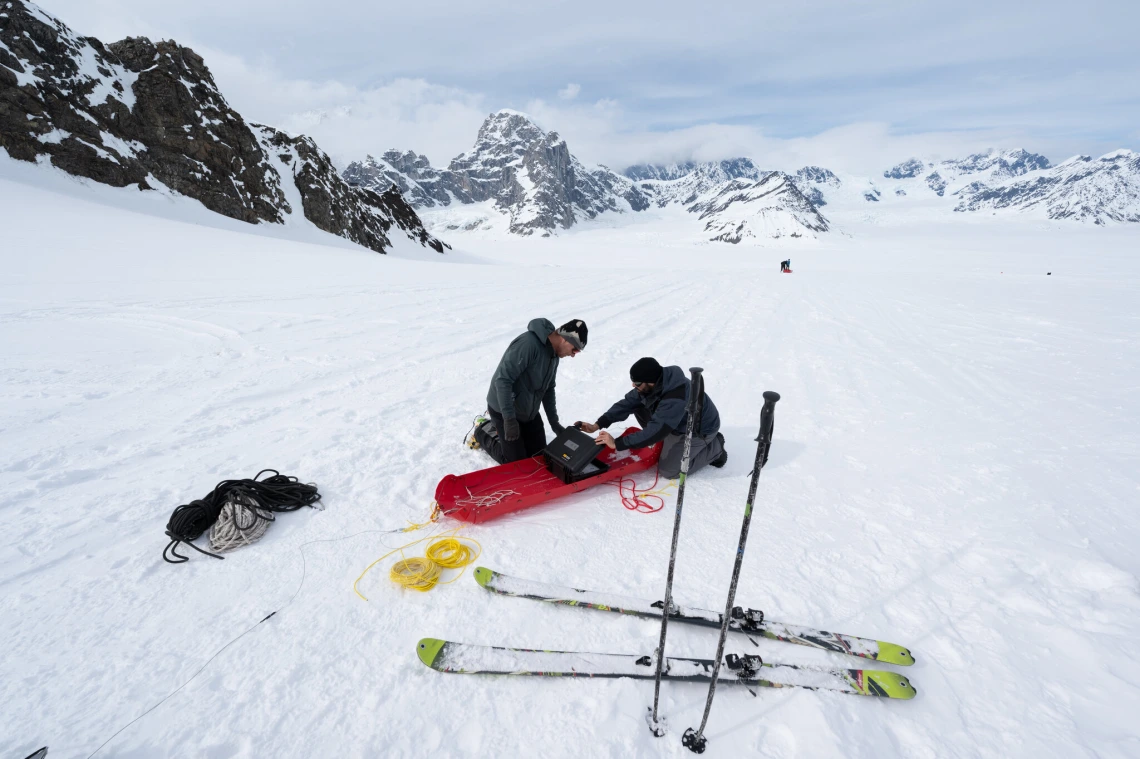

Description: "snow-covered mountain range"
953 150 1140 224
4 1 1136 248
0 0 445 254
346 119 832 242
347 116 1140 242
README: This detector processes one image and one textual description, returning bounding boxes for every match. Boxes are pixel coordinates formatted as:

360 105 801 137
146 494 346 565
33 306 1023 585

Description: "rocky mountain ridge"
0 0 445 253
344 111 647 236
347 120 832 242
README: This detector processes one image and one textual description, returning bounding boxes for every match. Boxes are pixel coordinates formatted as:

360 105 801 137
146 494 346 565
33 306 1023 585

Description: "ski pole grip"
755 391 780 445
688 367 705 430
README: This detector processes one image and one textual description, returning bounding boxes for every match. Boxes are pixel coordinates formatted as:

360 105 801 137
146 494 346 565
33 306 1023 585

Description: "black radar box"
543 426 610 485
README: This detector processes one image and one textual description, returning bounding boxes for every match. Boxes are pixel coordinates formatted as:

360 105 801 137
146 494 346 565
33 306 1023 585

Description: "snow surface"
3 151 1140 758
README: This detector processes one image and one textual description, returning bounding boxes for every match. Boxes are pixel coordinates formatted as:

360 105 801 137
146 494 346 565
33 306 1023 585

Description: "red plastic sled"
436 427 662 523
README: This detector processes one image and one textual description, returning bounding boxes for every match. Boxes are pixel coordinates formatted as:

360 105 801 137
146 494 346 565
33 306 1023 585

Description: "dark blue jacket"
596 365 720 451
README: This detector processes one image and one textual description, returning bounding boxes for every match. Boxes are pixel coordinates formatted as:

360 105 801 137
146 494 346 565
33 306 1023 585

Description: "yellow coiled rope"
354 529 481 600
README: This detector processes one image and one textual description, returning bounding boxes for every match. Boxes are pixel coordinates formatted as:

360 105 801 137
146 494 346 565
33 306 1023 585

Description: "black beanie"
557 319 588 350
630 357 662 384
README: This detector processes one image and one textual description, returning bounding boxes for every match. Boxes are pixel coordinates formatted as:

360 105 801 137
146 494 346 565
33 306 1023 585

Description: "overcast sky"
42 0 1140 174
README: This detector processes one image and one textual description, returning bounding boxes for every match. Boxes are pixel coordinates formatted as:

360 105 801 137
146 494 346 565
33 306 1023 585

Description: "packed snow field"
3 159 1140 758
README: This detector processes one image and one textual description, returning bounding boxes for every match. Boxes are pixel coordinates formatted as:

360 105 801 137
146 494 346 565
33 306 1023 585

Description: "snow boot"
468 414 497 451
710 432 728 468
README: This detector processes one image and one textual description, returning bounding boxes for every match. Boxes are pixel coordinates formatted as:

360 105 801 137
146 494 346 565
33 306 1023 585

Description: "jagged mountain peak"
473 110 547 146
345 109 647 236
884 158 929 179
945 148 1051 178
795 166 841 185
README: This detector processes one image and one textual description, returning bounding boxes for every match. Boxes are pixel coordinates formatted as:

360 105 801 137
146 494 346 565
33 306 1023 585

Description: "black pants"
478 408 547 465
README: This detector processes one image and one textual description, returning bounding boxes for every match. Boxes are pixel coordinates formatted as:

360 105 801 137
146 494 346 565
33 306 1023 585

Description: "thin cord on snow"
89 523 417 758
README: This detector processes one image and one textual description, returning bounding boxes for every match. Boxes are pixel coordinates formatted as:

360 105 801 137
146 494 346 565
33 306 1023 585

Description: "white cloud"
196 50 1116 177
37 0 1137 174
197 47 490 168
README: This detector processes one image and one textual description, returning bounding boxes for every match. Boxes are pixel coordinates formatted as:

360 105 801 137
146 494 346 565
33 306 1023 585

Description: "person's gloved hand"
550 421 565 436
504 417 520 441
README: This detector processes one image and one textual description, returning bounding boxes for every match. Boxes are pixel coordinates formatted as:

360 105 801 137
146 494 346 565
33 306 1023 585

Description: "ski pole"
647 366 705 737
682 390 780 754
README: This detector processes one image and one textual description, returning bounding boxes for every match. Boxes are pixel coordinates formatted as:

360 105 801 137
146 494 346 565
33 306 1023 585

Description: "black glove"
550 420 565 436
504 417 520 441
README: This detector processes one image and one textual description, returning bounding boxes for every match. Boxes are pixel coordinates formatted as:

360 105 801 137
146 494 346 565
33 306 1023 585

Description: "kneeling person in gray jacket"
481 317 588 465
578 357 726 479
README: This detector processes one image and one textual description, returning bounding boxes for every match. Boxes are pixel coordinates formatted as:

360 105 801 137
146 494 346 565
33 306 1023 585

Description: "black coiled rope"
162 469 322 563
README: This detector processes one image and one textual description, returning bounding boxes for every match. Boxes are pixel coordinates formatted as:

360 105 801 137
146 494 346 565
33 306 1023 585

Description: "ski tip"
473 566 494 588
876 642 915 666
416 638 446 669
864 671 917 699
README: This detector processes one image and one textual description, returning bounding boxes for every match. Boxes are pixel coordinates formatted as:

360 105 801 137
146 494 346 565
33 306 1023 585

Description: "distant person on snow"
473 317 588 465
576 357 726 479
781 259 791 272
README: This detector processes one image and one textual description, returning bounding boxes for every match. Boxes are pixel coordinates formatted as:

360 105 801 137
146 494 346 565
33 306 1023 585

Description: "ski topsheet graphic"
474 567 914 666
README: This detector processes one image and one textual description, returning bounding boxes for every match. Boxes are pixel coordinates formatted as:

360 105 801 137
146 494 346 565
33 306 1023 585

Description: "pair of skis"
417 566 916 701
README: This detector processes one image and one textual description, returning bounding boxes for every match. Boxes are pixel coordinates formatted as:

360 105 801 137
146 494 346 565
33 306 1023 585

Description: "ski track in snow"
2 161 1140 758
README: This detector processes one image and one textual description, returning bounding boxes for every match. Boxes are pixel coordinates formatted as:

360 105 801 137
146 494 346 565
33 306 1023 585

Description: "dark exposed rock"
0 0 444 253
884 158 927 179
256 126 446 253
925 172 947 196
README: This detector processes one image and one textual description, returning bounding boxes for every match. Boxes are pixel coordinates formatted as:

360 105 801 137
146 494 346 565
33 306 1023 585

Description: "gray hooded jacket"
486 318 562 426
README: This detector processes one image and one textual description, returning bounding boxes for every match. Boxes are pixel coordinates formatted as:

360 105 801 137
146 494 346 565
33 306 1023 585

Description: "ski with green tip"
416 638 916 699
473 567 914 666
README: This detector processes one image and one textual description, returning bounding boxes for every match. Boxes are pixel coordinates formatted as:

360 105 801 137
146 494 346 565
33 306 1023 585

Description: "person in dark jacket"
476 317 588 465
577 357 726 479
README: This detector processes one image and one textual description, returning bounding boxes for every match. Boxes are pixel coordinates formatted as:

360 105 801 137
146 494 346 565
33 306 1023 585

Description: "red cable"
607 466 667 514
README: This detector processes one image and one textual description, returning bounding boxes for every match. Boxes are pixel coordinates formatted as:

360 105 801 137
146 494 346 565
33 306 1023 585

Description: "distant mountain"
687 174 829 243
883 150 1052 196
623 158 762 184
344 111 648 236
954 150 1140 224
0 0 445 254
626 158 766 207
614 159 831 240
345 125 830 242
790 166 841 207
